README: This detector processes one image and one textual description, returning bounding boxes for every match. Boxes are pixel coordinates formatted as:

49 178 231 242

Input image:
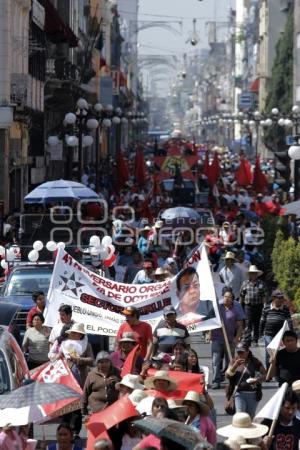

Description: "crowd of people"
0 143 300 450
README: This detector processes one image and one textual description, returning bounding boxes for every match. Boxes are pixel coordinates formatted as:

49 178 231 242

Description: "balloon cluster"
89 235 116 267
0 244 21 270
28 240 65 262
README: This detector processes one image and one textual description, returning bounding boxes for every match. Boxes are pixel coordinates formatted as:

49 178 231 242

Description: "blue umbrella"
24 179 99 204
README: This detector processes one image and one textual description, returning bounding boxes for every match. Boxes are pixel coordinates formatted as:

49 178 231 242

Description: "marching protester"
219 252 244 301
225 342 266 418
271 330 300 385
152 305 190 357
46 423 84 450
22 312 50 369
183 391 217 445
240 265 269 346
259 289 293 368
132 259 156 284
49 304 74 348
209 290 244 389
110 332 144 373
116 306 153 359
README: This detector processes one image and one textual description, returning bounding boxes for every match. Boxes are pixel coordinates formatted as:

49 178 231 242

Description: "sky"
137 0 235 95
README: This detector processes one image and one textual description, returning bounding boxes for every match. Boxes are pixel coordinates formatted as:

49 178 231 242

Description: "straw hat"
65 323 86 335
183 391 210 415
217 413 268 438
119 332 137 343
292 379 300 392
248 265 263 276
154 267 168 277
224 251 236 260
116 374 145 391
144 370 178 391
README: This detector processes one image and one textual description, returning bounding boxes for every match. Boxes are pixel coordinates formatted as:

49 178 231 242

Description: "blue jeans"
212 340 235 384
264 335 273 369
235 391 257 418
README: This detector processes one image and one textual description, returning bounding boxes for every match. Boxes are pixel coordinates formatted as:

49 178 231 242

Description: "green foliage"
262 216 286 272
265 7 294 115
264 6 294 150
271 231 300 311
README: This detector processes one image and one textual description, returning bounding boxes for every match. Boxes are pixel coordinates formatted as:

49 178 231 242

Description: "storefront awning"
45 0 78 48
250 78 259 93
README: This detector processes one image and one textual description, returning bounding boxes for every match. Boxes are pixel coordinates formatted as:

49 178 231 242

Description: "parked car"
0 263 53 336
0 325 29 393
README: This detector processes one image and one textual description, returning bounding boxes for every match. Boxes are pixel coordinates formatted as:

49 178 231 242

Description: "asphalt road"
34 336 278 446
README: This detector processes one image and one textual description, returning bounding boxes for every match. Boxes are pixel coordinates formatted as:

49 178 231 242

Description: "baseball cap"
163 305 176 316
122 306 139 316
236 342 249 353
271 289 284 298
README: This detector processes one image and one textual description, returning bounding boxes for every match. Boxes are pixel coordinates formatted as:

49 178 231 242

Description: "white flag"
266 320 289 355
255 382 288 421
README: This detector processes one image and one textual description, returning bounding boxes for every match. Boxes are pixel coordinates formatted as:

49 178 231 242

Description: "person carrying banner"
262 389 300 450
259 290 293 369
116 306 153 360
110 332 144 373
209 290 245 389
152 306 190 357
49 304 74 348
271 330 300 386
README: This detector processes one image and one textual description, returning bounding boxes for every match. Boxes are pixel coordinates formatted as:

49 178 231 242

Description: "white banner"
266 320 289 355
45 244 221 335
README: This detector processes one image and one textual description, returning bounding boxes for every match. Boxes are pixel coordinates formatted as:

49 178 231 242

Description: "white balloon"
107 244 115 255
90 235 101 247
0 246 5 257
28 250 39 262
46 241 57 252
57 242 65 250
102 236 113 246
33 240 44 251
0 260 8 269
90 246 100 256
6 250 15 261
99 248 109 259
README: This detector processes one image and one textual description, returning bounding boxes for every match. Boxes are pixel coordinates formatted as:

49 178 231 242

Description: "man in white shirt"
49 303 74 347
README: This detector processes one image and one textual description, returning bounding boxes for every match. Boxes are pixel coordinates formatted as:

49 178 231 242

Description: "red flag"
121 344 140 377
252 156 268 193
203 151 210 177
235 157 253 186
134 147 146 186
152 175 161 196
87 395 138 436
116 151 129 191
208 152 220 186
30 360 82 419
147 368 204 394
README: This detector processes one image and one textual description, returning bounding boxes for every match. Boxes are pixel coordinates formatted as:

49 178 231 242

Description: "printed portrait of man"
176 266 216 325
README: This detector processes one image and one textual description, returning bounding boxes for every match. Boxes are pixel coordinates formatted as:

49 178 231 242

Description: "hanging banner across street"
45 244 221 335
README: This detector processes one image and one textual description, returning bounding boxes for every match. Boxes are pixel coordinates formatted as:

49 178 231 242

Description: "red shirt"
26 306 44 326
116 321 152 358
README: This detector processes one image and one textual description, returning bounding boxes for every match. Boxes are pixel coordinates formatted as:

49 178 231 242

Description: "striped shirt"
259 304 293 337
153 319 190 354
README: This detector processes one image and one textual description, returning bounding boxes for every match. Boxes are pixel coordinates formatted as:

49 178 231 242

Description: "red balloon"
103 254 116 267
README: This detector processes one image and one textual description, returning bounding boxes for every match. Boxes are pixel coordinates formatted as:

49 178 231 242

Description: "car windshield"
6 267 52 296
0 349 10 393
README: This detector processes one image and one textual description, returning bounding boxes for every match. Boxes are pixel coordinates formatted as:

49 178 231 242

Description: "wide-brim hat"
144 370 178 391
128 389 148 406
217 413 268 439
248 265 263 276
183 391 210 415
65 322 86 335
116 374 145 391
154 220 164 228
292 379 300 392
224 251 236 260
154 267 168 277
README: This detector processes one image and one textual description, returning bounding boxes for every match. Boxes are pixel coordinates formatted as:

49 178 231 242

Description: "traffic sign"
238 92 254 110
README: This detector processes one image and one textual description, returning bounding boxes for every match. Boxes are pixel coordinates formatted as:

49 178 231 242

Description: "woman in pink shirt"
0 424 24 450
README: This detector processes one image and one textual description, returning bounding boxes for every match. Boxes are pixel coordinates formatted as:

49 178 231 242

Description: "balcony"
46 58 81 82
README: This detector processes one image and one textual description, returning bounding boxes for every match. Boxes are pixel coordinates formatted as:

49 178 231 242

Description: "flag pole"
265 350 277 381
221 317 233 362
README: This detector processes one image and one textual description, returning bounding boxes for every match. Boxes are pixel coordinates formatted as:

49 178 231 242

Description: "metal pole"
78 117 83 183
294 160 300 200
255 122 259 157
95 126 100 192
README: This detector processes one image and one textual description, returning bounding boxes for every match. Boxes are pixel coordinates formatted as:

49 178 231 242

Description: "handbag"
224 365 248 415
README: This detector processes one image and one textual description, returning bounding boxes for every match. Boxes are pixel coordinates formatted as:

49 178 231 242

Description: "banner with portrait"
45 244 221 335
